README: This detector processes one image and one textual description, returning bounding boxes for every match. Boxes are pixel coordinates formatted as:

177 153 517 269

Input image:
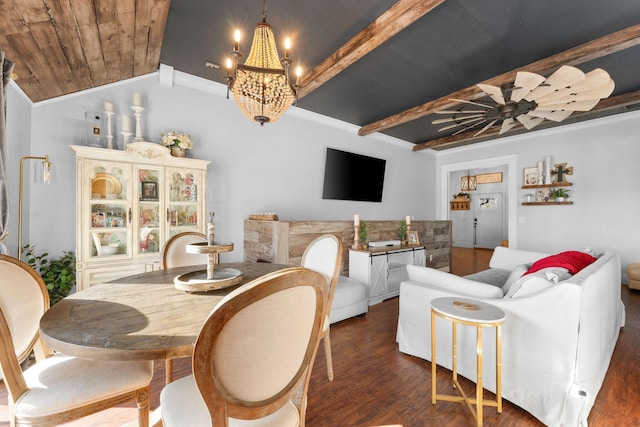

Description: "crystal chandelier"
226 0 301 125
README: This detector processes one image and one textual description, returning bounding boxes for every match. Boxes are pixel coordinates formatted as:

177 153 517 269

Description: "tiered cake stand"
173 241 243 292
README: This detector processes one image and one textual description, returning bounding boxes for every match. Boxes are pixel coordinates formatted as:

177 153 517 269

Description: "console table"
349 244 426 305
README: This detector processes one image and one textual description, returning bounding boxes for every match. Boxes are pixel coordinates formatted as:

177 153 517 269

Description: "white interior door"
472 192 503 249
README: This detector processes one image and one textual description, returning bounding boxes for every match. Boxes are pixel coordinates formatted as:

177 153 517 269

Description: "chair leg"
136 386 151 427
165 359 173 385
323 332 334 381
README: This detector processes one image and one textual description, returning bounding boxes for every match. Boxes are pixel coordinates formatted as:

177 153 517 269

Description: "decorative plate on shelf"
91 173 122 198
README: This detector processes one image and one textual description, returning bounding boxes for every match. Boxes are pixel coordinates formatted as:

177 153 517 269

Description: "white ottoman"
330 276 368 324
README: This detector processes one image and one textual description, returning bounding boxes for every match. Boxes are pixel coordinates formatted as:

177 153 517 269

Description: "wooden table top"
39 262 289 361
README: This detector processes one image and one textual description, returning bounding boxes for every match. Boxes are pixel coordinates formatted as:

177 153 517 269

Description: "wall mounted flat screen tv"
322 148 386 202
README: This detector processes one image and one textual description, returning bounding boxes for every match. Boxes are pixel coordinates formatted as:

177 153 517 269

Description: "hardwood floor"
1 247 638 426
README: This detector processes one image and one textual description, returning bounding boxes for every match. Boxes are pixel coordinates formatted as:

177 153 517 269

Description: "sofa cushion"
501 263 530 294
464 268 511 288
406 265 503 299
506 267 572 298
525 251 597 275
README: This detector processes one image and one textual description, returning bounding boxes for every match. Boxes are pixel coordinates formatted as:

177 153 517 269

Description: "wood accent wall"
244 220 452 275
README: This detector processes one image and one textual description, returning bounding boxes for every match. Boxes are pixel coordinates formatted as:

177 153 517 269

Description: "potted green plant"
399 219 408 245
550 188 571 202
21 245 76 305
359 220 369 248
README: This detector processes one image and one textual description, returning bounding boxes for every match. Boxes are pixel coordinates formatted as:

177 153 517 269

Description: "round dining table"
39 262 290 361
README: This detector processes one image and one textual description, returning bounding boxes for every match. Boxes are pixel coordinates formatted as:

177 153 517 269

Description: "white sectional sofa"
330 276 368 324
396 246 625 426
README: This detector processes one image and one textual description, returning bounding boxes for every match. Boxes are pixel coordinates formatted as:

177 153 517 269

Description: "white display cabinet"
72 142 209 290
349 245 426 305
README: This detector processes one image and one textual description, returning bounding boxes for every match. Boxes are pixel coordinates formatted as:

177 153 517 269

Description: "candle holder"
131 105 145 142
104 110 115 149
352 224 360 249
120 132 132 149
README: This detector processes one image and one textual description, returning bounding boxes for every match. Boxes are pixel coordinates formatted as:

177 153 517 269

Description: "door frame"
439 155 518 249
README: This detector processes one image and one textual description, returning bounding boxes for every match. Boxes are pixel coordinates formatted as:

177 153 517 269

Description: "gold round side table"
431 297 505 426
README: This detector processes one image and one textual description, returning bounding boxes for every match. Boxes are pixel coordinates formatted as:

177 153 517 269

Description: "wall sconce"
18 155 51 260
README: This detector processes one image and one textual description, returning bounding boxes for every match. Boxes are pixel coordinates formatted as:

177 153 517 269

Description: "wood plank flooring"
1 247 638 426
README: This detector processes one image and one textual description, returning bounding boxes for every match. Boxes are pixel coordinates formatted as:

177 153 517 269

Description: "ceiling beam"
358 22 640 137
297 0 444 98
411 90 640 151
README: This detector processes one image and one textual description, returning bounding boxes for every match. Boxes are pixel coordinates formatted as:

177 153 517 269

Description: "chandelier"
225 0 301 125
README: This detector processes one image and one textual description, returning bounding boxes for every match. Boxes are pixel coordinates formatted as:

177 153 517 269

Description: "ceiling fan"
433 65 615 137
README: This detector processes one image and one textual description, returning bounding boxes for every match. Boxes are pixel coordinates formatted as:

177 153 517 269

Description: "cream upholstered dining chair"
301 234 342 381
0 254 153 427
162 231 211 268
160 267 327 427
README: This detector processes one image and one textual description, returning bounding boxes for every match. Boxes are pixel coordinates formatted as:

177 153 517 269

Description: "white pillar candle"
405 215 411 225
121 114 131 133
133 92 142 107
354 214 360 226
104 101 114 112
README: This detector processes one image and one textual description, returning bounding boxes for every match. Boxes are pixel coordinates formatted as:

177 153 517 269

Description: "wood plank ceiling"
2 0 639 151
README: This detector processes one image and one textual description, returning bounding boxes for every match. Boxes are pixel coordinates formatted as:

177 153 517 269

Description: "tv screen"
322 148 386 202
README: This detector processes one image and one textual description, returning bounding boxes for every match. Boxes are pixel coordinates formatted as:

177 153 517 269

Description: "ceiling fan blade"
432 114 484 125
510 72 546 102
535 99 600 112
450 98 494 109
516 114 545 130
526 110 573 122
437 116 486 132
451 118 492 135
524 65 586 101
499 118 517 135
535 78 615 105
477 84 505 105
474 119 498 137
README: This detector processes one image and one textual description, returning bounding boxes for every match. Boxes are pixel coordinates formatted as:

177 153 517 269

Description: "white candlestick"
131 105 145 142
133 92 142 107
405 215 411 225
104 101 114 113
121 114 131 133
104 110 115 149
354 214 360 226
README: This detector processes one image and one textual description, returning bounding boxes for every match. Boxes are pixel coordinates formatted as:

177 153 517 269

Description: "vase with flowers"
161 131 193 157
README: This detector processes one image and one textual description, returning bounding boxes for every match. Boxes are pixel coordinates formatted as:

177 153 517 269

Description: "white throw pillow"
505 267 571 298
501 263 530 294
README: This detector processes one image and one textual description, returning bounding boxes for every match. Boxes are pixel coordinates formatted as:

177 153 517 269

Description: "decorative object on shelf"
544 155 552 184
399 218 408 245
131 92 145 142
535 188 551 202
523 166 541 186
460 170 477 191
224 0 302 125
161 131 193 157
551 163 573 183
550 188 571 202
84 111 102 147
408 231 420 245
18 155 51 260
358 220 369 247
352 214 360 249
140 181 158 201
208 212 215 245
103 101 115 149
433 65 614 137
120 114 132 149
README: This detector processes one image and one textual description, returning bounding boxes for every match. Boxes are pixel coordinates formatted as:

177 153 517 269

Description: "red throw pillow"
525 251 597 275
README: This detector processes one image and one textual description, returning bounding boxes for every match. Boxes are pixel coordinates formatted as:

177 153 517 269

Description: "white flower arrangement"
161 131 193 150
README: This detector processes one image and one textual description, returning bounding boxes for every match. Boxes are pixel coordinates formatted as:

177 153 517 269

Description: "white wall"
6 70 437 261
435 111 640 281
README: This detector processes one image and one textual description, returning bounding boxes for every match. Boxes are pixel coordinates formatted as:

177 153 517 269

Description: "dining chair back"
162 231 211 269
301 234 342 380
160 267 327 426
0 254 153 427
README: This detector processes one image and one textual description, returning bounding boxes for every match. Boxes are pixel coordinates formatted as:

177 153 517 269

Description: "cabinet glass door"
136 167 163 256
166 168 202 238
88 163 130 259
